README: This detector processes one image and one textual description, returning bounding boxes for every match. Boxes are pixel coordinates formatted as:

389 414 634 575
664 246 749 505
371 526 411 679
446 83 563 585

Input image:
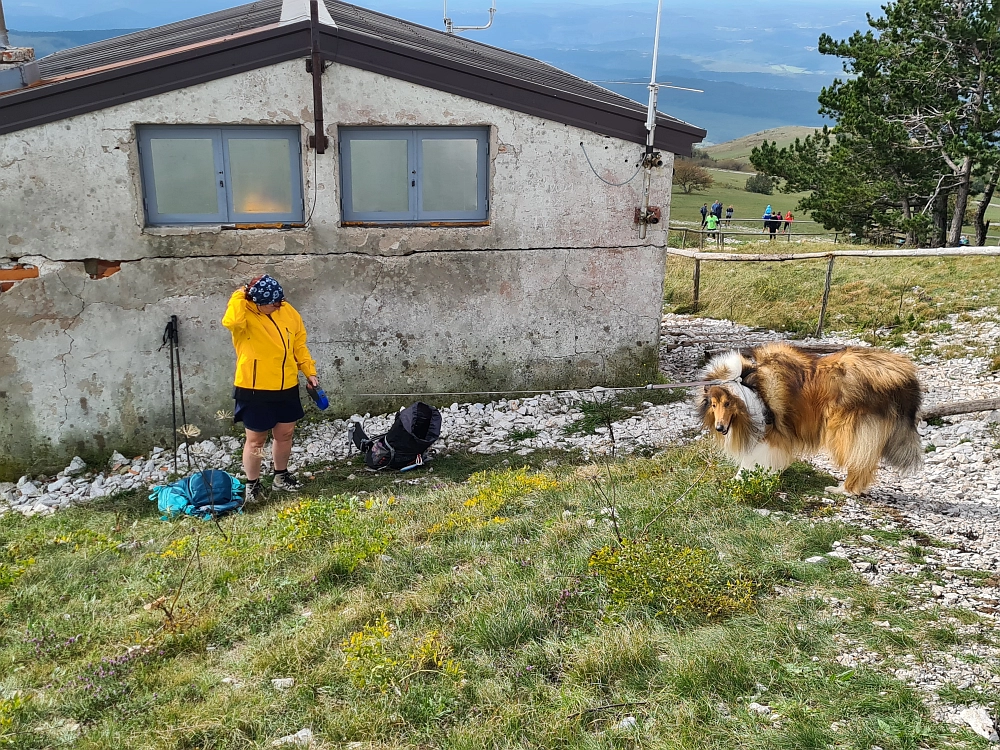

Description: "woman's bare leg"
271 421 297 472
243 428 268 480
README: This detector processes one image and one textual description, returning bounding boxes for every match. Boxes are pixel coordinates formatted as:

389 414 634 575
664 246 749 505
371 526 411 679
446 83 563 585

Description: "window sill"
143 223 307 236
340 221 491 228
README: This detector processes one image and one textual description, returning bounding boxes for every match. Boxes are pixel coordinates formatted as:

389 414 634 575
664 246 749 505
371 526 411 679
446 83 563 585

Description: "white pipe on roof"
280 0 337 26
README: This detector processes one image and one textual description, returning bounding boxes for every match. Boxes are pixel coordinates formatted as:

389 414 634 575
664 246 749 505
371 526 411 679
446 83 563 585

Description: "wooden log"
920 398 1000 420
664 245 1000 262
703 343 848 358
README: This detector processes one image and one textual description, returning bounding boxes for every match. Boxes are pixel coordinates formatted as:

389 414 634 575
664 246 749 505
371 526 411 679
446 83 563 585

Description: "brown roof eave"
0 19 705 153
323 27 705 153
0 22 313 136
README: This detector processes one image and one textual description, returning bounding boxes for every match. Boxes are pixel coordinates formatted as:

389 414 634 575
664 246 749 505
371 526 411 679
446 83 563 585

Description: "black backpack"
349 402 442 471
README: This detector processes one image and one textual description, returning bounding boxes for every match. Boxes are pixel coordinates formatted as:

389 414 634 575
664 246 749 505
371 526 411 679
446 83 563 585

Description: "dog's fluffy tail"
882 418 923 473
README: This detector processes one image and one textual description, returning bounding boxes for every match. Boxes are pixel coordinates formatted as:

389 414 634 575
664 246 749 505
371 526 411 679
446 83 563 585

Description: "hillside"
700 126 821 165
8 29 139 57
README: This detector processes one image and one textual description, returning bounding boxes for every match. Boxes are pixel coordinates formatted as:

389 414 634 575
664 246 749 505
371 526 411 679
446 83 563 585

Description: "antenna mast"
444 0 496 34
638 0 663 240
0 0 10 49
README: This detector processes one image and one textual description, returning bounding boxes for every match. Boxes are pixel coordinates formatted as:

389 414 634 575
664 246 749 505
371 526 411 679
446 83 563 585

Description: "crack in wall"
13 244 664 267
361 263 387 319
54 275 86 425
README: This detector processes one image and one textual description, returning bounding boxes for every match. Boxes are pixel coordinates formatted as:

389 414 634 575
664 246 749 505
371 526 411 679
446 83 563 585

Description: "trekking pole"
170 315 192 471
162 316 192 471
161 318 180 474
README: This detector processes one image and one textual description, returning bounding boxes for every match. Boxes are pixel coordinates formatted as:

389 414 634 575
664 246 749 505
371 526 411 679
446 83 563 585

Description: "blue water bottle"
306 383 329 410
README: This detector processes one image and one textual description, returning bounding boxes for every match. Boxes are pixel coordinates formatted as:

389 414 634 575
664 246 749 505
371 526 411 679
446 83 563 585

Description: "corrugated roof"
2 0 705 151
36 2 281 78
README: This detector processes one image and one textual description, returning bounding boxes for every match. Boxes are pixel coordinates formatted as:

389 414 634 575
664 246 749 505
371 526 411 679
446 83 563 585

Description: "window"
340 127 489 223
138 126 304 225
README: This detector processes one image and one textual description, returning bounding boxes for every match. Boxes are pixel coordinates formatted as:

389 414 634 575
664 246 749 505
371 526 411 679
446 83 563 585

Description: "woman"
784 210 794 233
222 275 320 502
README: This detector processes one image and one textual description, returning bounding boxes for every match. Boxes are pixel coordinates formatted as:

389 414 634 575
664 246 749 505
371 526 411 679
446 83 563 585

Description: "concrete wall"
0 59 673 475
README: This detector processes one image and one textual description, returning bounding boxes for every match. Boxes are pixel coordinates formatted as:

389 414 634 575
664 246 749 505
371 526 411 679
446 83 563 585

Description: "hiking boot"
272 471 301 492
245 479 263 503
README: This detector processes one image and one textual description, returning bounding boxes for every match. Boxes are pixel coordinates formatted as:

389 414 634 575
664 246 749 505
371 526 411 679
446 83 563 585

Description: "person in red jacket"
222 274 320 502
784 210 794 233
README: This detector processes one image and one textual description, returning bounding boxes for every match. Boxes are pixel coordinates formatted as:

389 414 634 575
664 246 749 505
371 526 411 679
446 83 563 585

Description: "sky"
3 1 882 142
4 0 879 89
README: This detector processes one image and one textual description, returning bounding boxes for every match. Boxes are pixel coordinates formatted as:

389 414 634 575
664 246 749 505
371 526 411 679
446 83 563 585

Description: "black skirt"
233 385 304 432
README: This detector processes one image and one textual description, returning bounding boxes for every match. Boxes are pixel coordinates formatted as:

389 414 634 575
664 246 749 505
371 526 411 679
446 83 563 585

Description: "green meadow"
0 442 995 748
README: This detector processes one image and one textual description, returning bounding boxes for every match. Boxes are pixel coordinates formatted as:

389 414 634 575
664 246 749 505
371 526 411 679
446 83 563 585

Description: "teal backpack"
150 470 244 520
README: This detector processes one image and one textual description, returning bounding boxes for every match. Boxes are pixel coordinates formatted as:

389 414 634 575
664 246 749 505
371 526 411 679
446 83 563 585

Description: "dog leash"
351 379 739 399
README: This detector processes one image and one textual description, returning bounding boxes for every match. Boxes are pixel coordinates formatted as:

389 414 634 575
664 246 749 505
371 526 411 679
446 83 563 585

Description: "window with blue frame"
138 126 304 225
339 127 489 223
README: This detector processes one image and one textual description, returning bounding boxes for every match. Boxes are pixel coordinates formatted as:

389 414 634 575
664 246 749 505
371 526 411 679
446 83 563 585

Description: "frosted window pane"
149 138 218 215
422 139 478 212
229 139 293 214
350 139 409 213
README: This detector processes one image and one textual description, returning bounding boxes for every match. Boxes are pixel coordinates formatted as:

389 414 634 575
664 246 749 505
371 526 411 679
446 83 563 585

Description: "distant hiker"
726 205 734 225
762 205 772 234
784 210 794 233
700 203 709 228
769 209 780 240
712 199 723 220
706 212 720 242
222 274 321 503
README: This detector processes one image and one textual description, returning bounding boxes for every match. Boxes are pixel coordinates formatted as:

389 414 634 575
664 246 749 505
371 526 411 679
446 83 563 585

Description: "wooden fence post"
815 255 835 338
692 259 701 312
682 228 688 249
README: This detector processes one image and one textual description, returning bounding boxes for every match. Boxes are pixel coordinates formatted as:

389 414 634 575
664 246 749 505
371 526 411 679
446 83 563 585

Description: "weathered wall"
0 59 674 474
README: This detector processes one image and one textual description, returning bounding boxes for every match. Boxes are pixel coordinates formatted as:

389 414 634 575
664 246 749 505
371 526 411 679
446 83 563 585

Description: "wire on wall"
306 149 320 226
579 142 642 187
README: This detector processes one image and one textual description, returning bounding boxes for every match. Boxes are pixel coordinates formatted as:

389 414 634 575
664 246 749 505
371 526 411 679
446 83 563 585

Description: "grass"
664 243 1000 339
0 443 992 748
670 167 814 231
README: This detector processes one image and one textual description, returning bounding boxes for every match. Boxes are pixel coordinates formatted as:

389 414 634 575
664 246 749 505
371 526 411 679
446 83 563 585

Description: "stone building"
0 0 704 474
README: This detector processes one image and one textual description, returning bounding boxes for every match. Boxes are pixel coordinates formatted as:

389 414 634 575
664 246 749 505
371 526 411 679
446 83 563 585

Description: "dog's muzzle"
715 423 729 435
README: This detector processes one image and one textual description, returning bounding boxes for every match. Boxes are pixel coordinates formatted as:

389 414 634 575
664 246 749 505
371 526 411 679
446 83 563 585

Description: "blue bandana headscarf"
247 275 284 305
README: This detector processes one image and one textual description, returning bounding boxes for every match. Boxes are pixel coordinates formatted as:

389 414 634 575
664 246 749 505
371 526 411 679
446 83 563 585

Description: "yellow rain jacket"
222 289 317 393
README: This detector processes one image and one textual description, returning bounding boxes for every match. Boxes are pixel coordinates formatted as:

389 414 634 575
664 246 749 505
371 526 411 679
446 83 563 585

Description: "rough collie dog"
698 342 923 495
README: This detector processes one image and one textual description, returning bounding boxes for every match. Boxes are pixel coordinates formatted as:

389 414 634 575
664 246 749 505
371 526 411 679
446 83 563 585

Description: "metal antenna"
638 0 664 240
0 0 11 50
594 80 704 94
444 0 496 34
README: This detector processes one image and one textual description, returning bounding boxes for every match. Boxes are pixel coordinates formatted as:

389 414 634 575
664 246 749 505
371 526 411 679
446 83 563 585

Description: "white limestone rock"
271 728 313 747
960 707 999 742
